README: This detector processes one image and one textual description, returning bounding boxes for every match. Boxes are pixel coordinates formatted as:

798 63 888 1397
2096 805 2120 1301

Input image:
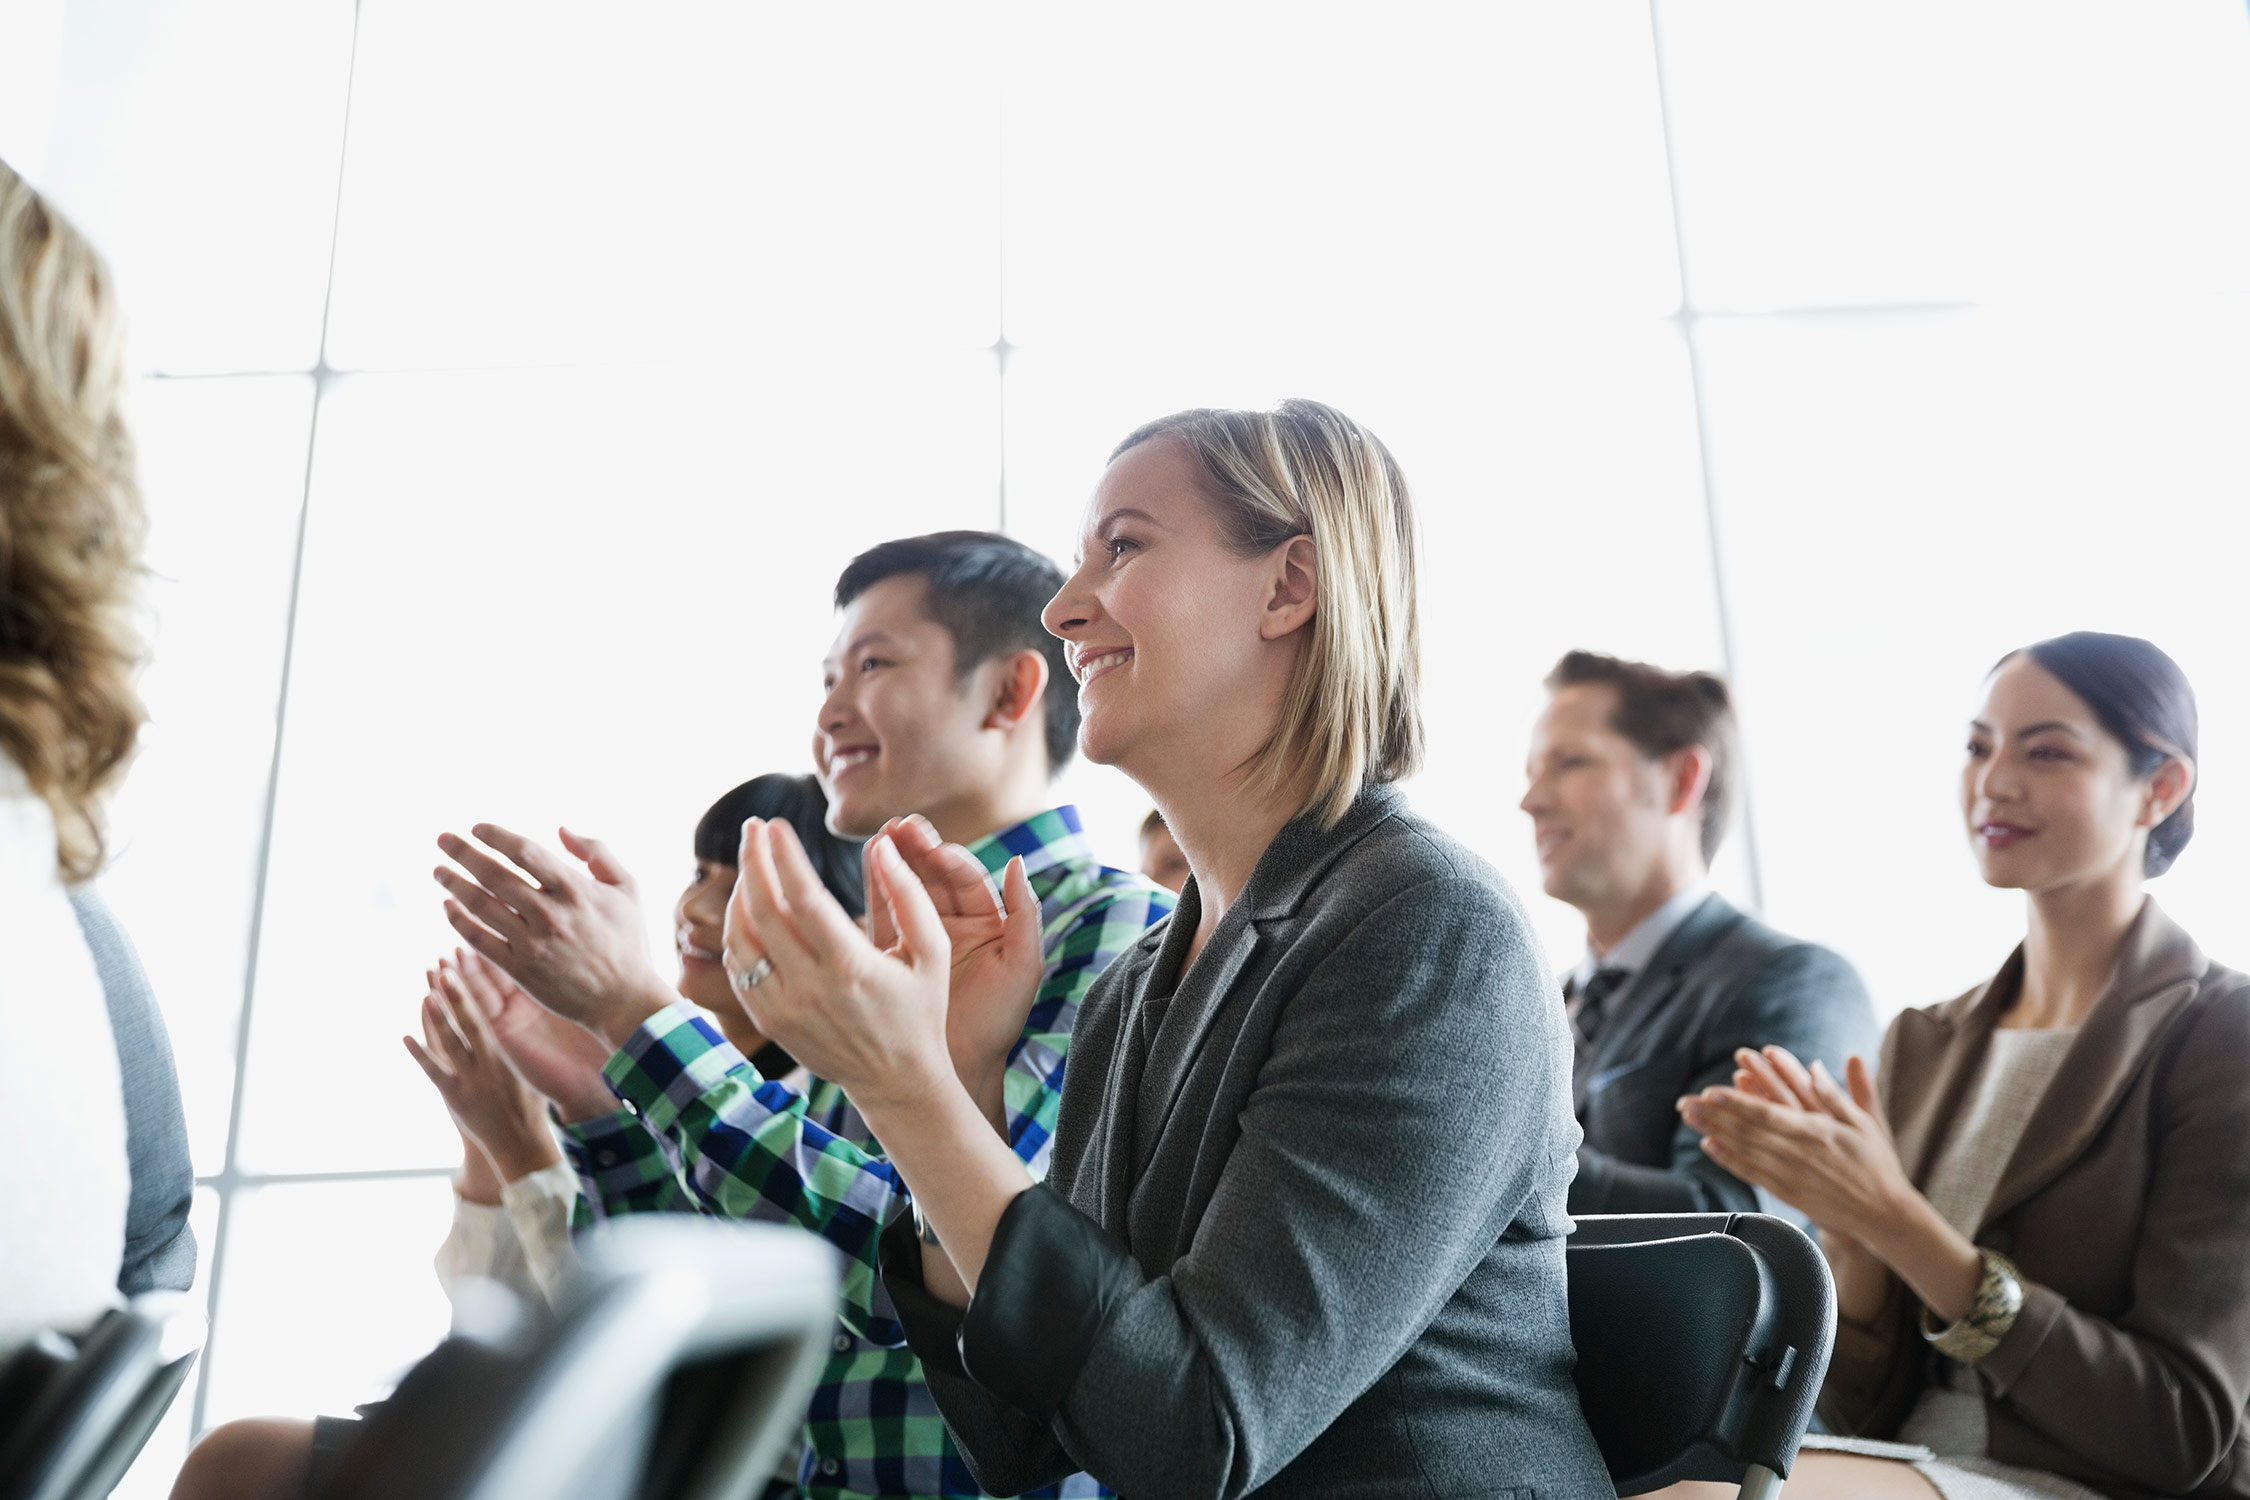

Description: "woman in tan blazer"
1682 632 2250 1500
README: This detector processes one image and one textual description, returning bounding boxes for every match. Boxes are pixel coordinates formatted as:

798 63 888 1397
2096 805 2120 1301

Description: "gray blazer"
884 785 1612 1500
1570 892 1878 1216
70 885 198 1294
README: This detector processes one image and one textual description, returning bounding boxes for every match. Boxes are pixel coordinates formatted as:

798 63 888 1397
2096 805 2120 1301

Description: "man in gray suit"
1522 650 1878 1215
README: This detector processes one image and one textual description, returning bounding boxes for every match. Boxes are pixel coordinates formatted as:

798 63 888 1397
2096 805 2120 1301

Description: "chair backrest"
323 1218 837 1500
1567 1213 1834 1498
0 1295 205 1500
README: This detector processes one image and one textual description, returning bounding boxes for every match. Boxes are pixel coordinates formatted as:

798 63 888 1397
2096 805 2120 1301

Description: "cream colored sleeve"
499 1160 582 1306
434 1187 543 1309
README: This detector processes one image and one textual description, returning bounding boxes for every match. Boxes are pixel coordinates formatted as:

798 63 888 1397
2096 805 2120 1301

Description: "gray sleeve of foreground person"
1572 901 1881 1216
71 884 198 1295
882 796 1613 1500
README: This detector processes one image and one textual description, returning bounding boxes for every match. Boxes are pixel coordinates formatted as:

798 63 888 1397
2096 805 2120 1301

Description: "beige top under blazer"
1821 901 2250 1500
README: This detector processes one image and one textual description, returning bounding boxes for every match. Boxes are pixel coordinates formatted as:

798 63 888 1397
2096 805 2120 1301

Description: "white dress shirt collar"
1568 883 1712 993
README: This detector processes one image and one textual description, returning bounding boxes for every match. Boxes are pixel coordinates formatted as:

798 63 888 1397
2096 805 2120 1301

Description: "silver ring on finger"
731 957 775 993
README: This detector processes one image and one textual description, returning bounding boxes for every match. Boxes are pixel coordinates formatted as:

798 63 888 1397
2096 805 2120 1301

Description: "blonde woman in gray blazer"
725 401 1612 1499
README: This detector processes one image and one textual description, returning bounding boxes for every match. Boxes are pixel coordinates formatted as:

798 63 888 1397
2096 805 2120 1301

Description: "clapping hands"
405 961 562 1184
1678 1045 1909 1243
432 824 678 1046
865 817 1044 1110
438 948 619 1121
720 817 1044 1119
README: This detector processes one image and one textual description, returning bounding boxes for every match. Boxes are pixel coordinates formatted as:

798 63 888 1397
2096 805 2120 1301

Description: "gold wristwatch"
1920 1248 2024 1363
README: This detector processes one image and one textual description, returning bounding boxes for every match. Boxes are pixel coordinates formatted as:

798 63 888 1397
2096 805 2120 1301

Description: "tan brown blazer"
1820 901 2250 1498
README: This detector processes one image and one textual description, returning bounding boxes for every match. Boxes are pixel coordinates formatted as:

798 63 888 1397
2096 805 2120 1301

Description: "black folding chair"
319 1217 837 1500
0 1293 205 1500
1568 1213 1835 1500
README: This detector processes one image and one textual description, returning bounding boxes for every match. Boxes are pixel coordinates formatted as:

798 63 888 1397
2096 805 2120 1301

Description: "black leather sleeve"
957 1185 1139 1423
878 1209 970 1380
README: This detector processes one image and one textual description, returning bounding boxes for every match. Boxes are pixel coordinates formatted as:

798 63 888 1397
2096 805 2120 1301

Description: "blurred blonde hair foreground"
0 155 145 879
1112 398 1422 828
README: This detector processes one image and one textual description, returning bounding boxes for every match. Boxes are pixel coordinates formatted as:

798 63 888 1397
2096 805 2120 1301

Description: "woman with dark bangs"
1683 634 2250 1500
175 774 862 1500
407 772 866 1308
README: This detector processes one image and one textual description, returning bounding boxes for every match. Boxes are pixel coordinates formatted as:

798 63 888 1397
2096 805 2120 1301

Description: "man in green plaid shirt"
551 534 1172 1499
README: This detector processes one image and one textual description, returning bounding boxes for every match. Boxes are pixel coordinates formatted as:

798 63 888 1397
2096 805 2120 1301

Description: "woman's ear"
2143 755 2196 828
984 648 1051 733
1258 535 1319 642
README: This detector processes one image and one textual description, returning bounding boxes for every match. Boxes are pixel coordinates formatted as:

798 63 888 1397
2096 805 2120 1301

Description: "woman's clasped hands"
1679 1044 1911 1241
404 956 564 1184
722 814 1044 1125
1676 1043 1992 1326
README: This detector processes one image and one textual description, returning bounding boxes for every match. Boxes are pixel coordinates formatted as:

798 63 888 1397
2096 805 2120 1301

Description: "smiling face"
1520 683 1681 913
1962 654 2167 894
817 573 1013 839
673 856 770 1056
672 858 735 1011
1040 437 1308 790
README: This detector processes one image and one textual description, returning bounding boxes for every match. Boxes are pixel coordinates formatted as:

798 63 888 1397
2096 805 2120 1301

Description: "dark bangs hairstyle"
1546 650 1738 863
2008 632 2198 878
694 773 865 917
834 531 1077 774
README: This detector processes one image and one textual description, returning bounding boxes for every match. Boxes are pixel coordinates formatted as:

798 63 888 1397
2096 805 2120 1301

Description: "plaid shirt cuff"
561 1106 683 1220
604 1000 745 1135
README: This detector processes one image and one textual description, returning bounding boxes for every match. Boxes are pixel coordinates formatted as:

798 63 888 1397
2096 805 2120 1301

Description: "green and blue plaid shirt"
561 806 1171 1500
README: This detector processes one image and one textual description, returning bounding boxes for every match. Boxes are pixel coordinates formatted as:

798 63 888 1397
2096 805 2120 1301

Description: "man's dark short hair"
835 531 1077 774
1546 650 1737 862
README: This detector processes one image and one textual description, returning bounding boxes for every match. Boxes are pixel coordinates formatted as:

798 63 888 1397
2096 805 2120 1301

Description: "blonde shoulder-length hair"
1113 398 1422 829
0 156 145 880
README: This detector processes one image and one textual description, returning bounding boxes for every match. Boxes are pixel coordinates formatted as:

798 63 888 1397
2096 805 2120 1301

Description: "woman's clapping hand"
437 949 620 1123
1678 1044 1911 1245
723 818 957 1110
405 967 562 1184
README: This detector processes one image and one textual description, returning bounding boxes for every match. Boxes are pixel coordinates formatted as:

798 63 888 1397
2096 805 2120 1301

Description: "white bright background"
6 1 2250 1490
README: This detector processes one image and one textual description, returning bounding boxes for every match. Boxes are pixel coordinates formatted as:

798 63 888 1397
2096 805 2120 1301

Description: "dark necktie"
1571 966 1631 1052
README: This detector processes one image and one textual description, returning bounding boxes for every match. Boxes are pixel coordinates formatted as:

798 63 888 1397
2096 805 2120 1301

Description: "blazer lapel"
1978 901 2206 1231
1131 785 1402 1181
1093 892 1199 1232
1889 954 2022 1187
1132 907 1261 1178
1591 894 1743 1064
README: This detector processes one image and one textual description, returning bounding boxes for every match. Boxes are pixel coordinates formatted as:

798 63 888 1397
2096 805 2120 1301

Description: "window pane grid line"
1646 0 1765 913
190 0 367 1438
198 1167 455 1190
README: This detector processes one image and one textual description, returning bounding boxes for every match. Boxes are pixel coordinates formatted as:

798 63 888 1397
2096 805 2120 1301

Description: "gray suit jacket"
885 785 1612 1500
70 885 198 1294
1569 892 1878 1215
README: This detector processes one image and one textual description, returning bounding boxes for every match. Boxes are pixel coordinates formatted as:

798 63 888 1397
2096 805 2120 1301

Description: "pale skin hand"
438 948 620 1123
724 818 1032 1300
1679 1045 1980 1325
404 973 562 1185
452 1118 505 1207
432 823 679 1048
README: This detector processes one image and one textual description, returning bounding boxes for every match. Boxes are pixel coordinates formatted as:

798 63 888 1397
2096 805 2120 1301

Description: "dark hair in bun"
2009 632 2198 878
693 774 865 917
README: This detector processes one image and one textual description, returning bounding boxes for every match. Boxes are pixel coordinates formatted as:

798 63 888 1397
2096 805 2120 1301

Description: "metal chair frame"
0 1294 204 1500
1569 1212 1836 1499
318 1217 838 1500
